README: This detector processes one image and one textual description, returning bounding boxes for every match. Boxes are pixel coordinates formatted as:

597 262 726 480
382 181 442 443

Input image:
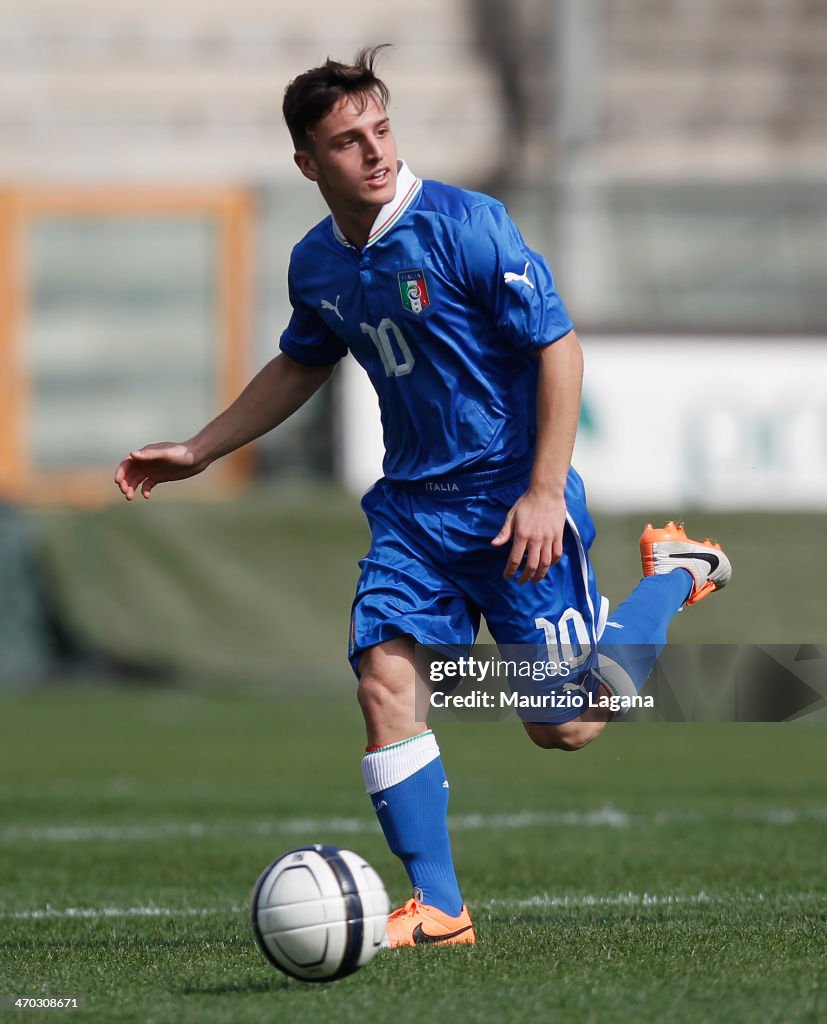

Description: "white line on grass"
483 891 827 911
1 905 245 921
490 892 720 909
3 891 824 922
1 806 826 845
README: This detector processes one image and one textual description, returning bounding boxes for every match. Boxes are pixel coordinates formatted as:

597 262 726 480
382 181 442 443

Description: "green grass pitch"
1 498 825 1022
0 690 825 1024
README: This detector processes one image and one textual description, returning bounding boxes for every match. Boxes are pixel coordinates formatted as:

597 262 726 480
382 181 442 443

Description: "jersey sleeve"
457 202 574 352
279 259 348 366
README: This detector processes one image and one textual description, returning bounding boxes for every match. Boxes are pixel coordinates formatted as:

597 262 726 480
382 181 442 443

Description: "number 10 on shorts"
535 609 592 669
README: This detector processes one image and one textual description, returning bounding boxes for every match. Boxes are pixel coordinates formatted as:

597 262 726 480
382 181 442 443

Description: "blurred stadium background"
0 0 824 664
1 0 824 685
1 5 826 1020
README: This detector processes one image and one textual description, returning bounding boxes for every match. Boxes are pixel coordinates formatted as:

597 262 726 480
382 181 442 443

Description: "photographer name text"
429 690 654 713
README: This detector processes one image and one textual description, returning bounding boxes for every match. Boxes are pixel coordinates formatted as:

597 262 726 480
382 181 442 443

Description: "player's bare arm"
491 329 583 583
114 354 334 500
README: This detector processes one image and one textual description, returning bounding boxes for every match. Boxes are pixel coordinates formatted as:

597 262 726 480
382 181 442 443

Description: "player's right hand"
114 442 207 501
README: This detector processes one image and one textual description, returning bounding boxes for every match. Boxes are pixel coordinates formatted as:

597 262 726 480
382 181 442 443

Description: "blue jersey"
279 162 573 482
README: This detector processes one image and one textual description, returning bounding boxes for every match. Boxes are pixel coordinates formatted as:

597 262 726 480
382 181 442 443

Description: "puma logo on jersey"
321 295 344 321
562 678 590 698
503 262 535 289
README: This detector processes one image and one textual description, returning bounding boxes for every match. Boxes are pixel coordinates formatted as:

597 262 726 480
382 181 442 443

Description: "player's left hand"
491 490 567 584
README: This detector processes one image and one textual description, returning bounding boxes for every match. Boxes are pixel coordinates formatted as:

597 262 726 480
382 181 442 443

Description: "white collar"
331 160 422 249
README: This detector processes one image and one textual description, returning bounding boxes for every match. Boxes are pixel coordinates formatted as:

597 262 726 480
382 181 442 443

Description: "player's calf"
357 637 423 747
522 713 608 751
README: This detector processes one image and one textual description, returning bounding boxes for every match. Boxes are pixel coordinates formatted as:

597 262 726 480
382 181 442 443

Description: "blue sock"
362 731 463 917
596 571 692 696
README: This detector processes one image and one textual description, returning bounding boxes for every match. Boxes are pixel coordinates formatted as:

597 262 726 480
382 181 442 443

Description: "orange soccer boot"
640 521 732 606
383 898 476 948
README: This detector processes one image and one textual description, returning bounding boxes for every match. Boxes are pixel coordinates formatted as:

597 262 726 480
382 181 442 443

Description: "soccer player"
114 46 731 948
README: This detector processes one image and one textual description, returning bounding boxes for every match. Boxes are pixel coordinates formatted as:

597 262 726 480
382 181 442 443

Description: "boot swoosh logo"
668 552 719 570
412 923 473 944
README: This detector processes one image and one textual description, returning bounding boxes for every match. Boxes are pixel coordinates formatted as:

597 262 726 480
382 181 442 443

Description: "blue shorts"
349 463 608 723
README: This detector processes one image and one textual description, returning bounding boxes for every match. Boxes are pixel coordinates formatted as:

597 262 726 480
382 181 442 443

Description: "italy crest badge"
398 269 430 315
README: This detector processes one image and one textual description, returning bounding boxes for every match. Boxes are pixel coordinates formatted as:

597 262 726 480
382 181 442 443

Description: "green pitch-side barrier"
0 503 56 687
34 485 369 692
4 488 822 693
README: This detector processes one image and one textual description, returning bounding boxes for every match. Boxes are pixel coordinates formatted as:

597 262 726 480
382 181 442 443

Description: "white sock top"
361 730 440 795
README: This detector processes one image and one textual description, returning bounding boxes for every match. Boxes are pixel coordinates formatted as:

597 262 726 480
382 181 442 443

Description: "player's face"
294 93 398 215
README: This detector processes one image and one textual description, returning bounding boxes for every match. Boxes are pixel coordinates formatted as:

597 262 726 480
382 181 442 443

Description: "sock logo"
373 799 388 812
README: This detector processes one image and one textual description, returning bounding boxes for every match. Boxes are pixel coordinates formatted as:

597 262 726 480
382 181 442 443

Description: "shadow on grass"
178 975 291 996
179 964 409 997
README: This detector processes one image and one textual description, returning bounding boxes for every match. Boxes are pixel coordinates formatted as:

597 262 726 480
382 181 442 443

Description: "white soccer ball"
251 845 389 982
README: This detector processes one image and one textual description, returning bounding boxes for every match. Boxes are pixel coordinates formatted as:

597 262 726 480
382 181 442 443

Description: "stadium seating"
1 0 824 487
0 1 501 183
2 0 823 184
599 0 827 180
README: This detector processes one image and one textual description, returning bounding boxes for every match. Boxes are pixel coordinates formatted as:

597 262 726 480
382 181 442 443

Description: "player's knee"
356 639 420 745
356 645 412 717
523 719 605 752
356 672 398 718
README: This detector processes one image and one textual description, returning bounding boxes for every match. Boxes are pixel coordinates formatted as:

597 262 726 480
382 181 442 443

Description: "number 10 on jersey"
361 318 415 377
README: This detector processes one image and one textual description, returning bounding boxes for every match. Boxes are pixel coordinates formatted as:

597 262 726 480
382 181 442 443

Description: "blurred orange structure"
0 186 253 504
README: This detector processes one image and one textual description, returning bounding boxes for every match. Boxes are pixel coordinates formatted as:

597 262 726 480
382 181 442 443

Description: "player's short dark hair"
283 44 391 150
